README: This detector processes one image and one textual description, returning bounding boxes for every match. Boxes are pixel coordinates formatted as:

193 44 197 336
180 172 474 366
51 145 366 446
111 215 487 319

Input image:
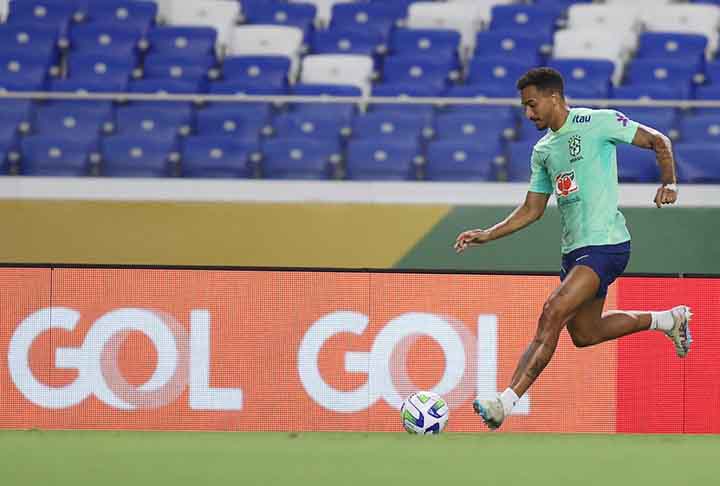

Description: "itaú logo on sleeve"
298 312 530 414
8 307 242 410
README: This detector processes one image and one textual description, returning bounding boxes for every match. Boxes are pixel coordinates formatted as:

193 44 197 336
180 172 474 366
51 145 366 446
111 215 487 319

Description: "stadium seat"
489 5 559 39
68 24 142 62
66 53 135 89
506 141 534 182
566 4 641 41
553 29 633 85
180 136 256 178
260 138 340 179
0 55 48 91
195 103 271 142
406 1 485 56
290 0 353 27
380 56 454 93
345 139 420 180
300 54 374 96
20 136 97 176
0 0 7 22
101 135 178 177
547 59 615 98
0 24 58 65
465 57 532 97
84 1 157 33
674 143 720 182
289 84 358 125
620 107 678 140
208 80 286 96
636 33 708 66
351 112 432 143
227 25 304 79
221 56 290 90
271 111 346 142
129 78 203 94
474 30 546 66
612 83 689 100
7 0 76 35
329 2 400 40
390 28 461 65
146 26 217 59
115 104 193 138
311 29 383 57
423 139 499 181
32 103 112 142
678 115 720 142
640 5 720 57
141 53 215 84
372 80 447 98
434 112 507 144
242 2 316 37
615 144 660 182
162 0 240 56
624 59 698 96
0 101 31 149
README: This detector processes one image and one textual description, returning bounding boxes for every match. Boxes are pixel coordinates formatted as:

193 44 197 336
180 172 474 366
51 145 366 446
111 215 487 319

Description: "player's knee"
569 329 594 348
540 299 565 328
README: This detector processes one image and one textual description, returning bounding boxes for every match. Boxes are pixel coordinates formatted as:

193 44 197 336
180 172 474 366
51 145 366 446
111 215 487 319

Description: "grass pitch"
2 430 718 486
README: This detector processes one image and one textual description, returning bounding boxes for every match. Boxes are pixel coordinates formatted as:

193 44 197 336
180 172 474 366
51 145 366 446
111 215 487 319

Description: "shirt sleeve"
528 148 553 194
596 109 639 145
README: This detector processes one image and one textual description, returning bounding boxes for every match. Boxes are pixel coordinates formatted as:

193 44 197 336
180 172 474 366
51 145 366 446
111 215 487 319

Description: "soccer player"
454 67 692 431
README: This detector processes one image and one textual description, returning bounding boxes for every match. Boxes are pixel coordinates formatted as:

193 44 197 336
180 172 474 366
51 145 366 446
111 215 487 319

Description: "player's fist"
654 184 678 208
454 229 491 253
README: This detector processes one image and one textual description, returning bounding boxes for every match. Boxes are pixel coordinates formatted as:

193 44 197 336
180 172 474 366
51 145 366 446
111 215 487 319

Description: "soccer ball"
400 391 449 435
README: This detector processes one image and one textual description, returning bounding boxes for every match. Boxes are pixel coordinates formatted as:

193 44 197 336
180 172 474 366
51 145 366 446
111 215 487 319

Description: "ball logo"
8 307 242 410
555 170 578 197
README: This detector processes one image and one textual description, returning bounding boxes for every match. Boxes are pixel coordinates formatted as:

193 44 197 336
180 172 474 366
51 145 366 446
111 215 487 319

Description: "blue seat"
514 115 548 142
146 27 217 59
694 84 720 100
620 107 678 139
101 135 178 177
351 111 431 142
181 136 255 178
129 78 203 94
0 24 59 65
67 53 135 87
345 139 419 180
311 29 382 57
7 0 76 34
142 53 215 83
434 112 508 143
674 143 720 182
380 56 454 93
547 59 614 98
221 56 290 89
20 136 96 176
289 84 359 124
678 114 720 142
506 141 535 182
116 104 193 138
704 60 720 83
195 103 271 141
272 112 346 141
32 103 112 142
291 83 360 97
0 101 32 148
424 140 499 181
0 55 48 91
444 83 518 100
51 77 128 93
532 0 592 14
367 87 436 118
615 144 660 183
84 0 157 33
243 2 316 37
209 80 286 95
636 33 707 65
390 29 460 65
474 30 545 66
612 84 689 100
260 138 340 179
68 23 142 62
622 59 698 97
330 3 399 40
489 5 559 38
465 57 531 97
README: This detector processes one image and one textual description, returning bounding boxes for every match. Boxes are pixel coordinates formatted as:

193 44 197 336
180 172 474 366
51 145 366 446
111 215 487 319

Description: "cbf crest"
568 134 583 162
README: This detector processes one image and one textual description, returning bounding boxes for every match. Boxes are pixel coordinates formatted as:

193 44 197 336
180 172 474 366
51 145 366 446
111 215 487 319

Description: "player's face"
520 85 557 130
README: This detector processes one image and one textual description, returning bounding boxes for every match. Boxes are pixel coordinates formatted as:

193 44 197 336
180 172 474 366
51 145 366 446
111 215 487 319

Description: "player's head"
516 67 565 130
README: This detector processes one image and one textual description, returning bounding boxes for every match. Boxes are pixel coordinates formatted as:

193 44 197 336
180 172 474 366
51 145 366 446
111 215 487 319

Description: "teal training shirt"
528 107 639 254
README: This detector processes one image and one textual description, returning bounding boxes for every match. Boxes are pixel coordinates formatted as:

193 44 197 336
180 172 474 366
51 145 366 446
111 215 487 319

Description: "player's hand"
654 184 678 208
454 229 491 254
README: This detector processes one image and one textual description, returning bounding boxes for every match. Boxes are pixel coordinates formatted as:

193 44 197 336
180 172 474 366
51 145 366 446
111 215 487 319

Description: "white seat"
553 29 633 85
445 0 514 27
604 0 672 4
640 5 720 57
228 25 304 80
0 0 8 22
406 2 485 58
300 54 374 96
289 0 354 27
155 0 174 23
165 0 240 56
566 4 642 50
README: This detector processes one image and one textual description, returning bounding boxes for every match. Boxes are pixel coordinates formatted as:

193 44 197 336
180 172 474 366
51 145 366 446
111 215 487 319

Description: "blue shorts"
560 241 631 298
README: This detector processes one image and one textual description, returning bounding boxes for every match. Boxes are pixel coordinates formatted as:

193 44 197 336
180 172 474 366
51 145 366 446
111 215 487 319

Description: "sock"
499 388 519 417
650 310 675 332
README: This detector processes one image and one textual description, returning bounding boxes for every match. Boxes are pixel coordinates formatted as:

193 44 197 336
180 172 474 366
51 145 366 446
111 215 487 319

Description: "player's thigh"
566 295 606 337
545 265 601 325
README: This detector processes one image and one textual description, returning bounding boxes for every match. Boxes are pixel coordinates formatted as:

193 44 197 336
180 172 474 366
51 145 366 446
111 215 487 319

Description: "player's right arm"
454 191 551 253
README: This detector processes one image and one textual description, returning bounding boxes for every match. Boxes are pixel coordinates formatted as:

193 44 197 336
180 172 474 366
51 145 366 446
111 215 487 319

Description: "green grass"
2 430 718 486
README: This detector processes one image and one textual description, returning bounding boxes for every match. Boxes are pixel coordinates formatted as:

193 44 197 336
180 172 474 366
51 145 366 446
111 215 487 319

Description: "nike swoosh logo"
575 255 589 262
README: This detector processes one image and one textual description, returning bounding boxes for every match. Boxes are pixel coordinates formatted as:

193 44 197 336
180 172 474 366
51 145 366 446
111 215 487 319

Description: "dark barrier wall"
1 266 718 433
4 201 719 274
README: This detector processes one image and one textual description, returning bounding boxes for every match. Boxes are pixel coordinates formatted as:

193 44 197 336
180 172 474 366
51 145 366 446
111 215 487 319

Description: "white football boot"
666 305 693 358
473 396 505 430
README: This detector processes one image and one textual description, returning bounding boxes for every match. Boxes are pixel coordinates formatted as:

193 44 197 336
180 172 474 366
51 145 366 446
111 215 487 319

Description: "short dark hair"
516 67 564 96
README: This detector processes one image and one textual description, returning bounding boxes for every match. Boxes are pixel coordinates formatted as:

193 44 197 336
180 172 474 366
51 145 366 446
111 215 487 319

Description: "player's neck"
549 106 571 132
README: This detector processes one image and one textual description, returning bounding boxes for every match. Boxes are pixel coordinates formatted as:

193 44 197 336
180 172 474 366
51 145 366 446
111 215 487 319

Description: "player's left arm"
631 124 678 208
